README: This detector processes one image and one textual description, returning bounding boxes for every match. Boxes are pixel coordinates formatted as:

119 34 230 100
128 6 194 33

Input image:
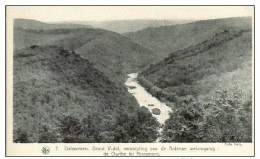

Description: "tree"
202 90 252 142
14 128 30 143
60 116 81 143
161 96 205 142
38 125 60 143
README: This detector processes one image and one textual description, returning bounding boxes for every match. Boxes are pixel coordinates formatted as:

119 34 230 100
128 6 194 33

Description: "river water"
125 73 172 142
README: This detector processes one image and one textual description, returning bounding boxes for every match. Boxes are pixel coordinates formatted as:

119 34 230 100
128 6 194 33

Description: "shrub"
152 108 161 115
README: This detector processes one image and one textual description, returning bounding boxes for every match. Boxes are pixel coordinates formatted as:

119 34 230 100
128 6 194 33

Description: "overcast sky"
7 6 253 22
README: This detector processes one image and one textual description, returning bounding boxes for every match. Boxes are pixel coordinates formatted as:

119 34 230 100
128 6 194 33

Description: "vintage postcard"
6 6 254 156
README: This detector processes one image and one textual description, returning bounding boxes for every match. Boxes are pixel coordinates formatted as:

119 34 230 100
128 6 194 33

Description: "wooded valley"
13 17 253 143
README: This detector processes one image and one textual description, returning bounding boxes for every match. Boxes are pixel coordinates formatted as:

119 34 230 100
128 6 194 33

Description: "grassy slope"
126 17 252 59
13 46 159 143
14 27 157 82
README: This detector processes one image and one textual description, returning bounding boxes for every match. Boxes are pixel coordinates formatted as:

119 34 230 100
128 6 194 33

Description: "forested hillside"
138 26 252 142
52 28 157 82
13 46 159 143
14 25 157 82
126 17 252 59
14 19 91 30
14 28 81 50
77 19 193 33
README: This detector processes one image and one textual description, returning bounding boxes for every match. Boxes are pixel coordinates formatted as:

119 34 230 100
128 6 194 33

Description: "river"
125 73 172 142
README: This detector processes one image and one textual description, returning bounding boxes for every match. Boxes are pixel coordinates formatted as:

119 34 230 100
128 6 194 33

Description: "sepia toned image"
6 6 254 156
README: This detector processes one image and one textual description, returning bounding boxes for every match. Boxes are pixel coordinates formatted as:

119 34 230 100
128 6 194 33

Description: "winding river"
125 73 172 142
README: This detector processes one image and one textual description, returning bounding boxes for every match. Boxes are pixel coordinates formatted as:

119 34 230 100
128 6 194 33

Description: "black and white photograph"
5 5 255 156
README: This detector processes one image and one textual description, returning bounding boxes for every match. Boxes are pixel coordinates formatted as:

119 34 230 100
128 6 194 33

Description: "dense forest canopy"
13 46 159 143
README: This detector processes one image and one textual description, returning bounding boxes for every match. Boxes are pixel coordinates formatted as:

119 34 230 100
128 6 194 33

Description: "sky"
7 6 254 22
